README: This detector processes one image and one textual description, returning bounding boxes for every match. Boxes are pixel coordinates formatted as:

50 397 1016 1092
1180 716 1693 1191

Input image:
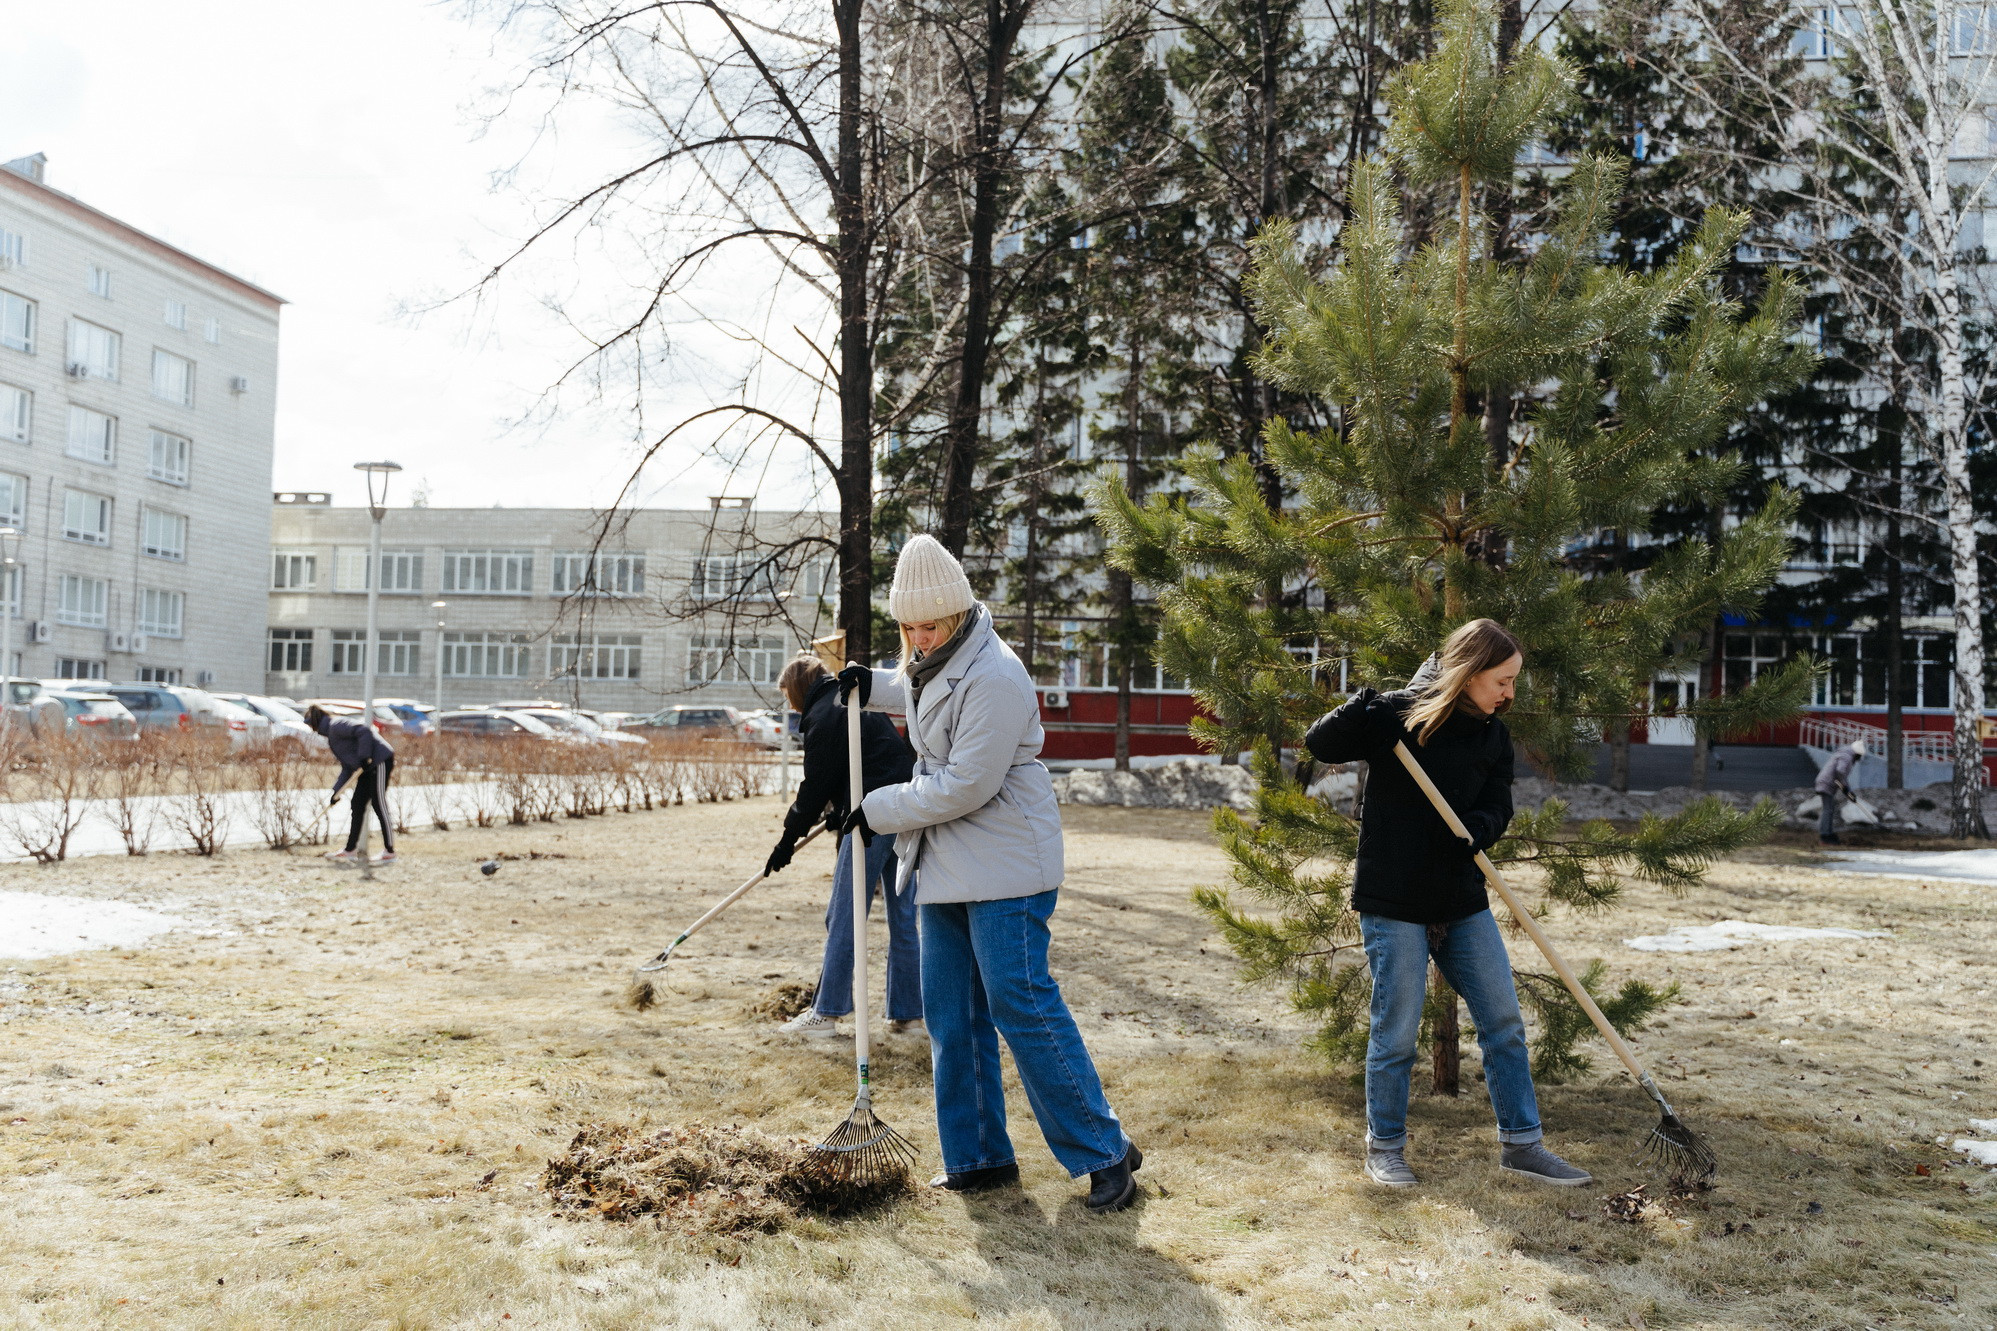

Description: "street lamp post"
0 527 18 741
353 462 401 879
431 600 448 723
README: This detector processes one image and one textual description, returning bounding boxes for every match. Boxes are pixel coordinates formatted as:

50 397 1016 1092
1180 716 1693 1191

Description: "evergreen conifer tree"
1099 0 1818 1076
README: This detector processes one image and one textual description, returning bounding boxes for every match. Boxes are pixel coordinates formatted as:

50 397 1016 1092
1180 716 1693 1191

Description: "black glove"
837 663 871 707
764 834 798 877
1360 691 1407 748
840 803 875 847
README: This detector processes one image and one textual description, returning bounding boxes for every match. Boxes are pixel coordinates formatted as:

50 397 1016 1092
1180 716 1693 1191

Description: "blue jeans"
1361 910 1542 1148
920 887 1128 1178
812 832 921 1022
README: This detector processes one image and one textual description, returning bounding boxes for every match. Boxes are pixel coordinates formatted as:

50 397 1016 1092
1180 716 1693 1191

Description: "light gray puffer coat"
858 609 1064 904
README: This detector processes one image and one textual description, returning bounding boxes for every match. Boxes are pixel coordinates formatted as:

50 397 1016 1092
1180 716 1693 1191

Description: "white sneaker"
779 1010 841 1038
374 852 398 864
888 1019 927 1037
324 850 357 862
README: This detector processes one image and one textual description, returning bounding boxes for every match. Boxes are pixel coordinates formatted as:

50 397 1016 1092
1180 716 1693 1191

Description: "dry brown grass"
0 799 1991 1329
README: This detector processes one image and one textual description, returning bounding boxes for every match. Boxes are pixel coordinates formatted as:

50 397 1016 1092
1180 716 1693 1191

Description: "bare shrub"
0 730 102 863
97 733 167 855
161 731 235 856
243 744 316 850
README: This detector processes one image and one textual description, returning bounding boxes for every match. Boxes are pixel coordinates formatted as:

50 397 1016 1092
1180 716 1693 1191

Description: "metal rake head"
1641 1111 1717 1183
806 1103 918 1186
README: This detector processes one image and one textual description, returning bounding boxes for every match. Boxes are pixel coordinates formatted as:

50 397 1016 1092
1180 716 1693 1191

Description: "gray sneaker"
1365 1145 1418 1189
1500 1141 1592 1186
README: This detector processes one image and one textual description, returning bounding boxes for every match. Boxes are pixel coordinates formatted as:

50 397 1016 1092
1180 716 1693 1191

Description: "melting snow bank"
0 891 187 960
1954 1140 1997 1167
1623 919 1889 953
1820 849 1997 885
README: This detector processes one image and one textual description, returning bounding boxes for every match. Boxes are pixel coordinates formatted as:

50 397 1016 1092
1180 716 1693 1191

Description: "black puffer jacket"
782 675 917 839
1304 687 1514 925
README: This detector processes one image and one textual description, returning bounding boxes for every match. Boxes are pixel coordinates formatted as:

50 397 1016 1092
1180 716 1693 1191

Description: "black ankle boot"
1085 1144 1142 1213
928 1162 1019 1193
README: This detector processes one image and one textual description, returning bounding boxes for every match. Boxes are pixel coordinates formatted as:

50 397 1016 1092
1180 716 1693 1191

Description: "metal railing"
1800 715 1958 765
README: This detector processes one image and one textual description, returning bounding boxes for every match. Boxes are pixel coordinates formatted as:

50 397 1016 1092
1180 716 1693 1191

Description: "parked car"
2 678 64 735
380 701 436 735
630 705 744 739
299 698 407 736
45 690 139 741
101 684 272 749
504 707 646 746
212 692 321 748
433 709 559 740
737 709 784 748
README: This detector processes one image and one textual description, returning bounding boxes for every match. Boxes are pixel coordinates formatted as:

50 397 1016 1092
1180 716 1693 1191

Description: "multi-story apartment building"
265 496 835 713
0 153 280 688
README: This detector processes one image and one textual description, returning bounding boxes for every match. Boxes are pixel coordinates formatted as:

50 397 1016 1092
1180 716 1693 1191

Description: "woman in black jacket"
763 654 922 1038
304 705 396 863
1305 619 1590 1190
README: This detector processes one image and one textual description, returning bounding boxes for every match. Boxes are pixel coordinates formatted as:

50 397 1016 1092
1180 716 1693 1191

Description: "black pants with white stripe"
344 758 395 853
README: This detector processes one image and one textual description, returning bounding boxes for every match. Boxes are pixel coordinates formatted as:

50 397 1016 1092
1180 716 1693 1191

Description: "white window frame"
0 290 34 354
327 630 362 675
441 549 534 596
136 665 180 684
66 319 119 381
440 630 532 678
268 628 313 673
0 472 23 529
0 563 19 619
690 553 778 601
61 489 111 546
378 631 420 676
685 634 786 685
271 548 317 590
202 316 219 344
0 229 25 269
552 551 644 597
56 574 108 628
0 383 27 443
56 657 107 680
137 588 184 639
148 429 190 485
150 349 193 407
163 299 186 331
87 265 111 299
334 547 424 593
65 405 115 464
551 633 642 680
141 507 187 561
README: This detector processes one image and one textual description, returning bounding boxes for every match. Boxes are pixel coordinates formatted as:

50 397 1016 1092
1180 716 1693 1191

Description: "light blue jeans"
1361 910 1543 1148
919 886 1129 1178
812 832 921 1022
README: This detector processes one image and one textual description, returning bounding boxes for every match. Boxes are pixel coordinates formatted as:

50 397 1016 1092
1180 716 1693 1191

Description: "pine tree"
1099 0 1817 1077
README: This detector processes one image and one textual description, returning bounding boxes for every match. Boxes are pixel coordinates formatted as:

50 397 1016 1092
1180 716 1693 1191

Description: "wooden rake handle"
1391 740 1654 1091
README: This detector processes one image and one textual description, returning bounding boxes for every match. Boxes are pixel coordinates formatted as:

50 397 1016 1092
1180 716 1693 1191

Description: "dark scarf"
906 604 984 714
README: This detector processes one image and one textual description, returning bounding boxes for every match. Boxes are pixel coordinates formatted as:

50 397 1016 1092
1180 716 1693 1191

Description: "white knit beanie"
888 534 975 622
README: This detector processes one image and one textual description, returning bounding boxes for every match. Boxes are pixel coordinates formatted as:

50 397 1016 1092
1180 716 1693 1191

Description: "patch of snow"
1968 1118 1997 1136
1819 849 1997 885
1953 1139 1997 1168
0 891 187 960
1623 919 1889 953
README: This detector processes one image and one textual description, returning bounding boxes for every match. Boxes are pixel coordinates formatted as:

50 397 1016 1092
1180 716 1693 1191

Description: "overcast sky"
1 1 828 513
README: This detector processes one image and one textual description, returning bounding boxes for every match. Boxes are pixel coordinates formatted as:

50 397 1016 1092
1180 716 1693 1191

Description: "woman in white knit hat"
836 533 1142 1212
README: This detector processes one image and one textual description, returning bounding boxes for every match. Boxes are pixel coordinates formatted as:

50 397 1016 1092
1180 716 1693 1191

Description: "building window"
0 229 24 268
271 548 317 590
441 630 532 678
56 574 108 627
148 429 190 484
0 471 23 529
1 383 26 443
142 507 187 561
691 554 778 600
328 629 423 676
61 489 111 545
441 549 533 595
685 634 786 684
553 551 644 596
328 630 364 675
552 633 642 680
65 405 115 464
334 548 424 593
0 563 20 618
0 290 32 354
56 657 107 680
163 299 186 331
138 588 184 639
67 319 119 380
151 350 193 407
269 627 313 673
136 665 181 684
87 265 112 298
203 316 219 344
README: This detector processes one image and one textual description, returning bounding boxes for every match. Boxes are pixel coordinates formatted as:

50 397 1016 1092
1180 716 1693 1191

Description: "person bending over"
763 653 922 1038
305 704 396 864
1305 618 1591 1190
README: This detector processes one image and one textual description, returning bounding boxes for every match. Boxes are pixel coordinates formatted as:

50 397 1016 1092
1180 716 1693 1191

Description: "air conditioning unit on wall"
106 631 131 653
130 633 147 654
29 621 50 644
1042 688 1069 710
196 669 215 686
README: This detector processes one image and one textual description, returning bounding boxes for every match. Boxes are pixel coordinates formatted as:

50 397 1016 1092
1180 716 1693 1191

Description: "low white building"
265 496 836 714
0 153 282 688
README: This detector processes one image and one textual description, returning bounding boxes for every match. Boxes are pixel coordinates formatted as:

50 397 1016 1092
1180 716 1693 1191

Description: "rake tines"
1641 1109 1717 1183
806 1099 918 1186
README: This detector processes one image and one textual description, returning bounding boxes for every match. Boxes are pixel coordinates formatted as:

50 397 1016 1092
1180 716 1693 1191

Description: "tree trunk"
937 0 1031 558
1885 444 1904 789
1113 330 1142 773
1020 362 1046 683
834 0 872 663
1430 966 1460 1096
1608 720 1631 793
1689 618 1717 792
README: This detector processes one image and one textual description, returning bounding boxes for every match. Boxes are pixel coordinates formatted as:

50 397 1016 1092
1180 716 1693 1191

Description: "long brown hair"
777 653 830 713
1403 619 1522 745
